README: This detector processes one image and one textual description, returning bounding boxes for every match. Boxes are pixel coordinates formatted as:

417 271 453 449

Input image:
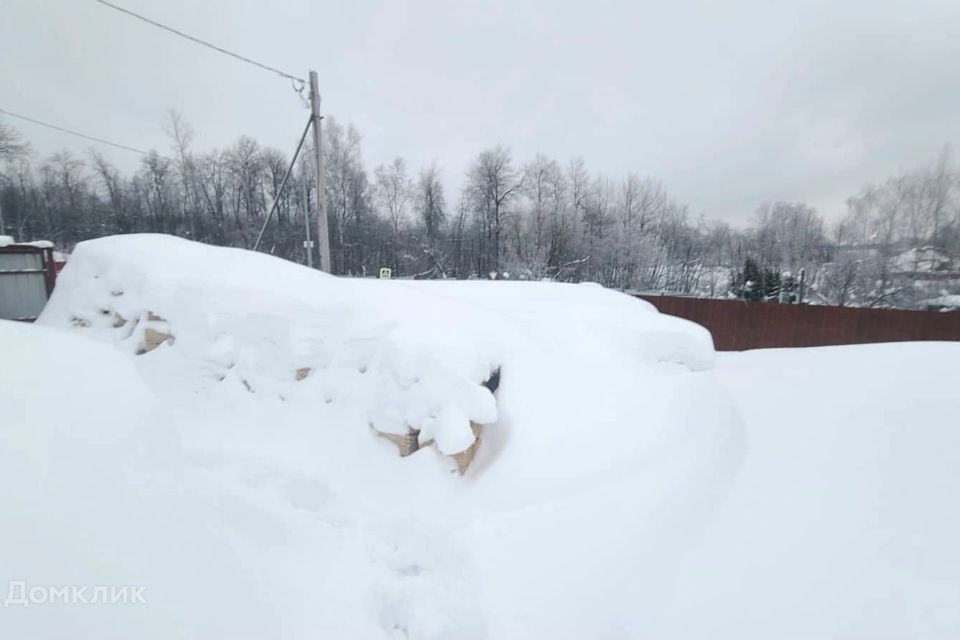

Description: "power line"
0 107 152 156
93 0 306 86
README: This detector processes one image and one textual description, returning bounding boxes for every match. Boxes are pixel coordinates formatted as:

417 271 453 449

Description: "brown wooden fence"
636 295 960 351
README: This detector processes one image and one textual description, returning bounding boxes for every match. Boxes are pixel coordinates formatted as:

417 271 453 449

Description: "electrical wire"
0 107 152 156
93 0 306 87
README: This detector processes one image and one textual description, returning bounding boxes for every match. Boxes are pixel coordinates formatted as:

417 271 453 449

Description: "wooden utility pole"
309 71 332 273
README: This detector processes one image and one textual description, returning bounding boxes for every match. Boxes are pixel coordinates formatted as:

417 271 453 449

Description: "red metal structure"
637 295 960 351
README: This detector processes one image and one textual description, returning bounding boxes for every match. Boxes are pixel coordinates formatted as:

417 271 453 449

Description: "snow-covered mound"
37 234 714 473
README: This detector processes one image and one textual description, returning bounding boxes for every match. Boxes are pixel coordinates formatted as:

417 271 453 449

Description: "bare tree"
752 202 826 272
375 157 412 236
416 164 445 245
167 111 201 238
818 259 861 307
374 157 413 272
465 146 522 274
2 111 956 309
522 155 558 256
0 119 28 162
924 145 955 244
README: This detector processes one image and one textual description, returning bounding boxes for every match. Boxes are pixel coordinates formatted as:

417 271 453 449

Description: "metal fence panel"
637 295 960 351
0 251 49 321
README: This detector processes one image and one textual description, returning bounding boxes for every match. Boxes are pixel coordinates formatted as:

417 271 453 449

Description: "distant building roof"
920 294 960 309
893 246 954 273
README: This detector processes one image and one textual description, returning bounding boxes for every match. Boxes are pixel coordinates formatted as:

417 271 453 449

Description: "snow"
922 294 960 309
659 343 960 638
0 237 54 249
3 234 959 638
37 234 713 462
19 240 54 249
893 246 955 273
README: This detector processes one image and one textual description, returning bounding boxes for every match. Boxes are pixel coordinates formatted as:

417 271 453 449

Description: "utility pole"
309 71 332 273
302 176 313 268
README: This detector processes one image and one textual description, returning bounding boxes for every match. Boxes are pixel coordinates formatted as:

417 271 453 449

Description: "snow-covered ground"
2 235 958 639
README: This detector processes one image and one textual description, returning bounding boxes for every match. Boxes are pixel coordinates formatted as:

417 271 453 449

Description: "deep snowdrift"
36 234 715 474
2 235 958 638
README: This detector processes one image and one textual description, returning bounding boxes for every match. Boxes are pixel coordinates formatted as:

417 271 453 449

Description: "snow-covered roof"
920 294 960 308
0 237 55 250
893 246 954 272
15 240 54 249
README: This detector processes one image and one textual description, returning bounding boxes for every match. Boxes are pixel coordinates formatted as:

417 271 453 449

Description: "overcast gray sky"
3 0 959 224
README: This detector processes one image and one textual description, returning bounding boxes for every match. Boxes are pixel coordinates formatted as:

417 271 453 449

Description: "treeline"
1 115 958 306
